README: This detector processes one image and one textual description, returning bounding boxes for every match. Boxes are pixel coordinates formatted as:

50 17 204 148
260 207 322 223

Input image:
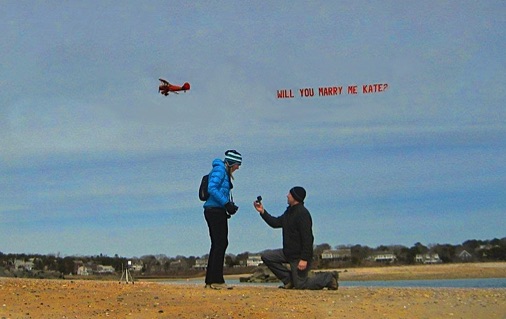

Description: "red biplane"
158 78 190 96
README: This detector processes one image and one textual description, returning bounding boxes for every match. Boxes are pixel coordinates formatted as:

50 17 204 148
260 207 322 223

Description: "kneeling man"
253 186 338 290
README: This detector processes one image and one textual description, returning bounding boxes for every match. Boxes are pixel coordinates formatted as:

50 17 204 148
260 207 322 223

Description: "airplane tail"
182 82 190 91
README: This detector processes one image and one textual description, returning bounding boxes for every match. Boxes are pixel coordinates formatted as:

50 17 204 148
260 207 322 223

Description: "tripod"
119 263 134 284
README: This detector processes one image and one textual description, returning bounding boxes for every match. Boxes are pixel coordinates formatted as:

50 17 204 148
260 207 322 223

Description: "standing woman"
203 149 242 289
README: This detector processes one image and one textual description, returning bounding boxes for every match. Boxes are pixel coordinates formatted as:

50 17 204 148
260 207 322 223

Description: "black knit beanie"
290 186 306 203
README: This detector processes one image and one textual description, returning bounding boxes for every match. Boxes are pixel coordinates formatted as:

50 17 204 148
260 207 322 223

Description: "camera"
256 196 262 203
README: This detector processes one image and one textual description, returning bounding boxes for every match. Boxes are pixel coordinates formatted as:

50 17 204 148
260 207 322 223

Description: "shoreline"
188 262 506 283
329 262 506 281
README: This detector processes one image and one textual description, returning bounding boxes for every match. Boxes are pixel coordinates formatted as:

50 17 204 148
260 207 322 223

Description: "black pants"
261 249 333 290
204 208 229 285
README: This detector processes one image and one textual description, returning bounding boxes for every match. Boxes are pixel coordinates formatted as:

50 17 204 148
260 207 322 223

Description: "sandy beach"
1 262 505 319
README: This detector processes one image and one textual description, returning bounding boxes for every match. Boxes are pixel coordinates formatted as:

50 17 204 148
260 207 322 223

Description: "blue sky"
1 2 505 258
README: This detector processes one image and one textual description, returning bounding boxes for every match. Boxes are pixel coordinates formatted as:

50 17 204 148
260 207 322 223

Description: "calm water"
164 278 506 288
342 278 506 288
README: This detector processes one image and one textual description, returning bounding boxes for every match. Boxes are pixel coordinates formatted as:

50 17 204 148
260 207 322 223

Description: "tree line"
1 237 504 278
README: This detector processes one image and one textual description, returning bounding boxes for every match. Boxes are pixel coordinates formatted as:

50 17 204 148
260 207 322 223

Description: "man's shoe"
327 271 339 290
327 278 338 290
210 283 233 290
278 282 294 289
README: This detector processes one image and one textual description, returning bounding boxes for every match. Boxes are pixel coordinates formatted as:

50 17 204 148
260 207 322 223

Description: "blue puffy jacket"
203 159 232 208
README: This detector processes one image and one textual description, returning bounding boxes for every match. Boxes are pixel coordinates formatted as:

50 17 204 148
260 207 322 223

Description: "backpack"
199 174 210 201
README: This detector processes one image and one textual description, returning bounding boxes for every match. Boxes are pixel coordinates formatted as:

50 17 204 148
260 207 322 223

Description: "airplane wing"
159 78 169 85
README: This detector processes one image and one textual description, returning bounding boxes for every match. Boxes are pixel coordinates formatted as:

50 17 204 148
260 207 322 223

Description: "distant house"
370 252 397 263
96 265 116 274
321 249 351 260
77 265 91 276
415 253 442 264
129 263 143 272
193 258 208 270
457 250 472 261
192 258 228 269
73 260 84 274
246 255 263 267
14 259 34 271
